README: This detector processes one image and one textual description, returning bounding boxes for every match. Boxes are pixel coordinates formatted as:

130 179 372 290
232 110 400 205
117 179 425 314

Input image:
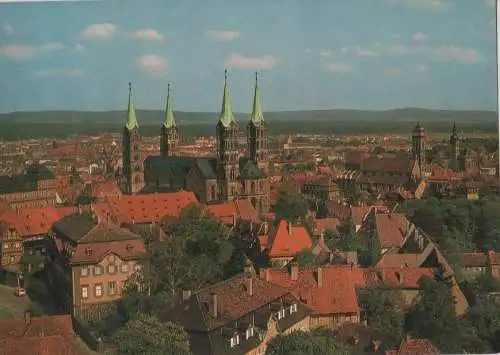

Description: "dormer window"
277 308 286 320
85 248 93 256
245 326 254 340
229 334 240 348
289 303 298 314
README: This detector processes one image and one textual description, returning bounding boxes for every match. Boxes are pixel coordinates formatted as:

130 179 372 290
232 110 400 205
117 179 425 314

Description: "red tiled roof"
105 191 198 224
71 237 145 264
314 218 341 235
351 206 371 226
207 203 236 225
375 213 408 248
268 220 313 258
361 156 412 174
396 337 439 355
234 199 259 222
89 180 121 199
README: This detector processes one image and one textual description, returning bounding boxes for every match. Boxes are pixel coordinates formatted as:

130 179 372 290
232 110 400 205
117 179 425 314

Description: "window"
15 242 21 249
277 308 286 320
81 266 89 277
289 303 298 314
94 266 103 276
107 265 116 274
9 256 14 264
134 264 142 272
81 286 89 299
3 243 8 249
95 284 103 297
229 334 240 348
121 263 129 273
108 281 117 296
245 326 254 340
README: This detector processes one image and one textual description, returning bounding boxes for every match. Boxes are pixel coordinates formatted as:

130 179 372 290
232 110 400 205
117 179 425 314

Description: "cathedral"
120 71 271 214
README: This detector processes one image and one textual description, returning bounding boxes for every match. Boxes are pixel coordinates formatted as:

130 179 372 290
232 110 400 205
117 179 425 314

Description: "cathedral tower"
450 121 460 171
216 70 240 202
247 72 269 175
121 82 144 194
411 122 426 174
160 83 179 157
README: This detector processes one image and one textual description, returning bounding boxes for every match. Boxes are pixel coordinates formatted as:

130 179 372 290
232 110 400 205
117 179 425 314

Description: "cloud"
435 45 481 63
389 44 427 55
137 54 168 75
82 23 117 40
384 0 451 10
34 68 86 78
133 29 164 42
413 32 427 41
305 49 312 54
206 30 240 42
226 54 278 69
318 50 333 57
384 67 403 76
416 64 429 73
0 42 63 60
2 23 13 35
325 62 353 74
73 43 85 54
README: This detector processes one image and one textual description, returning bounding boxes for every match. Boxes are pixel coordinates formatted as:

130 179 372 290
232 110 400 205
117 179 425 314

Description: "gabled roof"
361 156 412 174
391 336 439 355
239 159 265 180
268 220 313 258
125 82 139 131
218 69 236 128
374 213 408 248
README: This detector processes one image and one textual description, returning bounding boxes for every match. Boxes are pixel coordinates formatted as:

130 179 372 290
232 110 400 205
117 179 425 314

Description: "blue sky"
0 0 497 113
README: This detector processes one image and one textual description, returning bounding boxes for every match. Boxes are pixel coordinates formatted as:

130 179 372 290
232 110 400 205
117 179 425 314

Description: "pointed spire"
452 121 457 135
218 69 235 127
125 82 139 130
250 71 264 124
163 82 176 128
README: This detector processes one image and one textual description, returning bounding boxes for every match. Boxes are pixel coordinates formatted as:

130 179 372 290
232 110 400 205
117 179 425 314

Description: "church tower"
160 83 179 157
247 72 269 175
411 122 426 175
121 82 144 194
450 121 460 171
216 70 240 202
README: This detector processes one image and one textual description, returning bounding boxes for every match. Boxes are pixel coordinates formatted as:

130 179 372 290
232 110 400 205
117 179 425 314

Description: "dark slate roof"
144 156 217 180
25 163 55 181
238 158 265 180
162 272 310 355
52 213 97 242
195 159 217 179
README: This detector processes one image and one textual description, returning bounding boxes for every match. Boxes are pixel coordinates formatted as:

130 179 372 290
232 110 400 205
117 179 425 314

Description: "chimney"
290 262 299 281
263 221 268 235
246 275 253 296
24 310 31 325
316 267 323 287
106 212 110 222
372 340 381 352
265 268 270 282
287 222 292 235
77 204 82 215
182 289 192 301
131 216 135 225
90 202 95 212
210 292 218 318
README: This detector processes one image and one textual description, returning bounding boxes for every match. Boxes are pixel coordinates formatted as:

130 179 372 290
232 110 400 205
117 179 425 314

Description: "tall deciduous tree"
112 315 191 355
273 184 308 223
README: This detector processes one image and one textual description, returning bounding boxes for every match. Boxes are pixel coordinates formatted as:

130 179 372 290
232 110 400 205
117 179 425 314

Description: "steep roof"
249 72 264 125
374 213 408 248
239 158 265 180
394 337 439 355
268 220 313 258
361 156 412 174
125 82 139 130
163 82 176 128
218 69 236 128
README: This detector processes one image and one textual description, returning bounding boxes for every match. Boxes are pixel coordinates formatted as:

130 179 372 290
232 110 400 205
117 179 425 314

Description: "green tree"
272 184 308 223
112 315 191 355
265 331 349 355
463 298 500 353
358 287 405 348
294 249 322 267
405 272 461 353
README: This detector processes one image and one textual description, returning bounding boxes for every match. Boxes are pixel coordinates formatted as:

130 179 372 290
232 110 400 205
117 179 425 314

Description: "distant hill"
0 108 496 125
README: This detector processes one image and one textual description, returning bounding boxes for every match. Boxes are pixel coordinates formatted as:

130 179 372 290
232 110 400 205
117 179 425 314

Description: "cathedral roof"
163 82 176 129
125 82 139 131
218 69 236 128
239 158 266 180
250 72 265 125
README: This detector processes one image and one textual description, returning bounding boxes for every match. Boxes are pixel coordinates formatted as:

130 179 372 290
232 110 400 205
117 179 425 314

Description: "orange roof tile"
105 191 198 225
207 203 236 225
268 220 313 258
375 213 408 248
234 199 259 222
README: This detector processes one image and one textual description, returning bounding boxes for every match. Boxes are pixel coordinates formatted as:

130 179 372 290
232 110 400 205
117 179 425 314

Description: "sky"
0 0 497 113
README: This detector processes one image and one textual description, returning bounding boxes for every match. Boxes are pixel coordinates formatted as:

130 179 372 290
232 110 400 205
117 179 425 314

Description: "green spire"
125 82 139 130
218 69 235 127
163 82 176 128
250 71 264 124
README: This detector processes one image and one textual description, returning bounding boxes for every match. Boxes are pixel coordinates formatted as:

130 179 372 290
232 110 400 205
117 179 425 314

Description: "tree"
404 273 461 353
295 249 322 267
358 286 404 348
272 184 308 223
265 331 349 355
112 315 191 355
463 298 500 353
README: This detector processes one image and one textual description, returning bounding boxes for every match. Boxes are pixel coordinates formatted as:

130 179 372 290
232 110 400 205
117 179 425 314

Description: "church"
120 71 271 215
